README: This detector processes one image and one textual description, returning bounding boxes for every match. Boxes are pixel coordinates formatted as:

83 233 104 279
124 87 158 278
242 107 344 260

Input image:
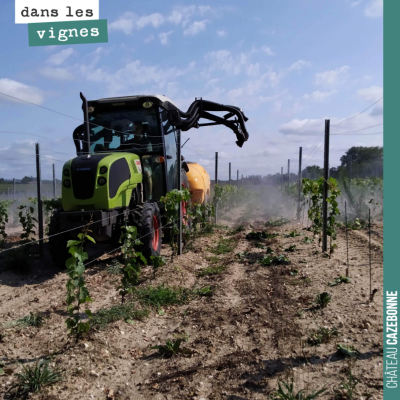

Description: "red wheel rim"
152 215 159 250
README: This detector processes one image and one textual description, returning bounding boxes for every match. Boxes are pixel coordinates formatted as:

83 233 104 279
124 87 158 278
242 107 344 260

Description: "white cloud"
0 79 44 105
365 0 383 18
46 48 75 66
303 90 336 102
260 46 275 56
136 13 165 29
315 66 349 87
159 31 173 45
144 34 155 43
287 60 312 72
183 20 209 35
109 12 137 34
40 67 75 81
217 30 227 37
357 85 383 101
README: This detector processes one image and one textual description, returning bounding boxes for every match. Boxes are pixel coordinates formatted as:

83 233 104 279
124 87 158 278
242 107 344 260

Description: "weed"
196 285 215 296
307 327 340 346
284 230 301 238
260 254 290 266
211 238 235 254
265 218 290 227
246 231 278 240
229 224 245 235
285 245 297 252
90 303 149 330
271 377 326 400
3 312 46 329
151 339 183 358
314 292 331 308
328 276 351 287
334 363 359 399
206 255 220 264
289 269 298 276
197 265 226 277
267 246 274 254
132 284 192 308
255 242 266 249
8 360 63 399
337 344 360 358
236 251 249 260
105 259 123 275
302 237 313 244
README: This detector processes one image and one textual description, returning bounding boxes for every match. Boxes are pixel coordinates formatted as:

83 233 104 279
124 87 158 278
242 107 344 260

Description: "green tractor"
48 93 249 266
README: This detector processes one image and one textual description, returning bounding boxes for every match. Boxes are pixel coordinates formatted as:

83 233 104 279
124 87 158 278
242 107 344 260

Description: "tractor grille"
70 155 107 200
71 170 95 200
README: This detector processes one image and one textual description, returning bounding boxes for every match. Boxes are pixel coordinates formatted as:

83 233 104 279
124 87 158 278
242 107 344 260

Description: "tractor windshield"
88 107 163 155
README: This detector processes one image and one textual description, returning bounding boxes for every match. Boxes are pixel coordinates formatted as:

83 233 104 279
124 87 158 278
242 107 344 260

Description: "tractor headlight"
63 179 71 188
63 169 70 177
100 166 108 174
98 177 107 186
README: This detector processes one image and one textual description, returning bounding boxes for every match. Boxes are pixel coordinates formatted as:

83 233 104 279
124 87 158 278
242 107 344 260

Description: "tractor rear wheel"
48 208 71 269
133 202 162 260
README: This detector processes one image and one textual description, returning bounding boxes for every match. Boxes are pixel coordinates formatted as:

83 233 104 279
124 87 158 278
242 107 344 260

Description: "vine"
65 223 95 340
18 204 37 241
119 218 146 303
302 177 341 255
161 188 191 259
0 200 12 247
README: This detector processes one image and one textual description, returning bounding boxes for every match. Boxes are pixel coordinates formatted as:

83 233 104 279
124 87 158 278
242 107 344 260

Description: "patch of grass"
284 230 301 238
334 363 359 399
260 254 290 266
265 218 291 227
271 377 326 400
196 285 215 296
246 231 278 240
210 238 235 254
229 224 245 235
105 259 123 275
3 312 46 329
285 245 297 252
197 265 226 277
307 327 340 346
90 303 149 330
8 360 63 399
328 276 351 287
132 284 193 308
151 339 191 358
206 255 220 264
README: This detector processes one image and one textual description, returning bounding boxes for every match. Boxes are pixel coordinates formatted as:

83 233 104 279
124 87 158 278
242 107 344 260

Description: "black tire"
133 202 162 260
48 208 71 269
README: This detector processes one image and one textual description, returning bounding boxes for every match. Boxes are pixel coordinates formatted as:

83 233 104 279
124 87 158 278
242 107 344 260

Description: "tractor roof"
90 94 179 108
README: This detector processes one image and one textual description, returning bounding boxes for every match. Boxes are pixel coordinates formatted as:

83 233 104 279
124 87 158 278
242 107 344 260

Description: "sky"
0 0 383 180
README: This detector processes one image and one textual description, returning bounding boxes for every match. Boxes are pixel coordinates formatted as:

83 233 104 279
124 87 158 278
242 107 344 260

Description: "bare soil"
0 201 383 400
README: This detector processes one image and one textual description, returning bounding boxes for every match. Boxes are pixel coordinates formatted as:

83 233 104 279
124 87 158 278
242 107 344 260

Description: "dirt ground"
0 198 384 400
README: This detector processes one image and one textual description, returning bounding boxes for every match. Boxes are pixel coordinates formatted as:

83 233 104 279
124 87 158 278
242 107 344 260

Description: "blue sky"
0 0 383 180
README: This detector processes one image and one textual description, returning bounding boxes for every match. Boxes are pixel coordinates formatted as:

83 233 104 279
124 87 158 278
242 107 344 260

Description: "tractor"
48 93 249 266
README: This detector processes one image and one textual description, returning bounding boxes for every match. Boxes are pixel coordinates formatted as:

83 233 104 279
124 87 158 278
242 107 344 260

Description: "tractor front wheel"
48 208 71 269
133 202 162 260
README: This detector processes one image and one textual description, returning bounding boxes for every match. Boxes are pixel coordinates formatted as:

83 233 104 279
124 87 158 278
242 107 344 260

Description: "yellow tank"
186 162 211 204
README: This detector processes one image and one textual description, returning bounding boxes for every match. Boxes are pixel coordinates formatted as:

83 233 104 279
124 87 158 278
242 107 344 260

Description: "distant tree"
340 146 383 178
302 165 323 180
21 176 34 184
